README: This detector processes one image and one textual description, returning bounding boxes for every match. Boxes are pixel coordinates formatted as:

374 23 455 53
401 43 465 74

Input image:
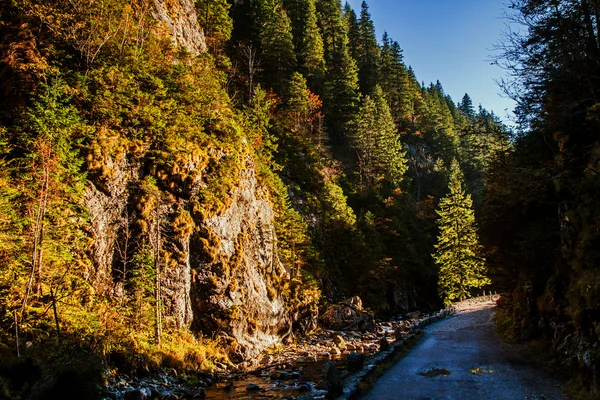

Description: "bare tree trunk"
14 310 20 357
50 286 61 344
22 163 49 317
153 207 162 346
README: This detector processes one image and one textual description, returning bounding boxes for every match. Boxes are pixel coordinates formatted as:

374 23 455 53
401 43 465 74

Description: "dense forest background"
1 0 599 398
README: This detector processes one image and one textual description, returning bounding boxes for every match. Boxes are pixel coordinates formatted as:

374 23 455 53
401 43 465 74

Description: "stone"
325 362 343 396
124 389 147 400
297 383 311 393
270 370 290 380
379 337 390 351
332 334 346 350
346 296 363 309
320 299 375 331
405 311 421 320
394 326 408 340
289 371 302 380
347 352 366 371
246 383 261 391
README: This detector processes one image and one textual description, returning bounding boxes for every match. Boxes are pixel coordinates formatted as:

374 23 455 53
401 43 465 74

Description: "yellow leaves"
172 207 194 239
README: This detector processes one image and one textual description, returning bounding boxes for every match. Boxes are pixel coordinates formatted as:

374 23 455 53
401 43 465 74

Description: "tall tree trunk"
22 162 49 317
154 207 162 346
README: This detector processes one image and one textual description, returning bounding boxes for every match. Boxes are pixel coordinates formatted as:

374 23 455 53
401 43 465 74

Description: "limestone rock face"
191 158 293 361
84 153 135 297
152 0 207 54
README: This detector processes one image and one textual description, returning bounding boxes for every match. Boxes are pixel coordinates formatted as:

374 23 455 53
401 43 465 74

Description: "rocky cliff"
191 158 293 361
152 0 207 54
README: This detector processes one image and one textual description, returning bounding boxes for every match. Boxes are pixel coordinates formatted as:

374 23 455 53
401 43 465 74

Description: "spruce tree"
343 2 361 63
433 158 489 305
356 1 379 95
352 85 407 190
378 32 410 127
254 0 297 92
458 93 475 121
317 0 360 139
196 0 233 56
283 0 325 85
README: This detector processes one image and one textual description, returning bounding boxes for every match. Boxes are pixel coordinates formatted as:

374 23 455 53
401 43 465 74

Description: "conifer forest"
1 0 600 398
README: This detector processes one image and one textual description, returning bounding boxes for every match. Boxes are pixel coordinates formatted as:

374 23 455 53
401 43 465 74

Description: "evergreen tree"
433 158 489 305
378 32 410 127
317 0 360 139
423 81 459 161
352 85 407 190
343 2 361 63
458 93 475 120
356 1 379 94
284 0 325 84
196 0 233 56
254 0 297 92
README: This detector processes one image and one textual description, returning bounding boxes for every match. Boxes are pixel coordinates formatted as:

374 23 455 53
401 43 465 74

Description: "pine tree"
343 2 361 63
378 32 411 127
356 1 379 94
423 81 459 161
254 0 297 92
283 0 325 85
352 85 407 190
458 93 475 121
433 158 489 305
196 0 233 56
317 0 360 139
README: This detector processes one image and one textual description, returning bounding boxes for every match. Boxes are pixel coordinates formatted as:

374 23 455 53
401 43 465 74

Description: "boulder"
347 352 366 371
332 334 346 349
320 297 375 331
246 383 261 392
379 337 390 351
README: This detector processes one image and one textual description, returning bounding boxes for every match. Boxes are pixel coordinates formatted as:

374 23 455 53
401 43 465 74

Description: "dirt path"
362 301 567 400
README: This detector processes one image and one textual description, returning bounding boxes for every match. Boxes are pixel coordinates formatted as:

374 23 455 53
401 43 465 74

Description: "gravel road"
362 301 567 400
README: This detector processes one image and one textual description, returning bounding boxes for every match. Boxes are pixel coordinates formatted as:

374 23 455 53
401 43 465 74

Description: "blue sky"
346 0 516 124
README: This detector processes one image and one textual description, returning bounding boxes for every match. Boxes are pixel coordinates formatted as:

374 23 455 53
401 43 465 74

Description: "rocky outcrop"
191 158 293 361
152 0 207 54
320 297 375 331
81 0 293 361
84 152 134 296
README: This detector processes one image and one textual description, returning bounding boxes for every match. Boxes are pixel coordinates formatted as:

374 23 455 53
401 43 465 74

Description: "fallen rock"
332 334 345 348
246 383 261 391
405 311 421 320
270 370 290 380
320 297 375 331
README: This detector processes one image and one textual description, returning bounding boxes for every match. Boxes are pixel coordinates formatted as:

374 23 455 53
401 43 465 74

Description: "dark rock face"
320 297 375 331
